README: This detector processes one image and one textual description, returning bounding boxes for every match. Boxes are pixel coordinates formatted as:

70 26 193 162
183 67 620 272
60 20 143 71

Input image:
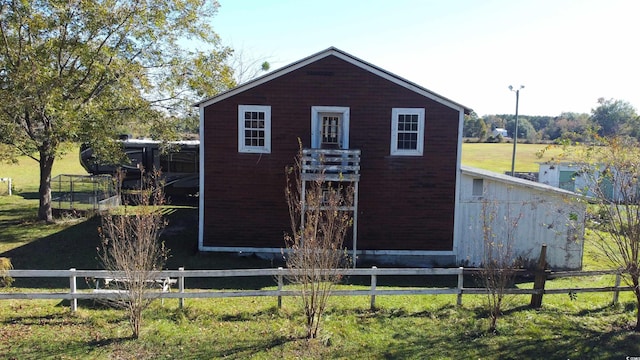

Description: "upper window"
238 105 271 153
311 106 350 149
390 108 425 156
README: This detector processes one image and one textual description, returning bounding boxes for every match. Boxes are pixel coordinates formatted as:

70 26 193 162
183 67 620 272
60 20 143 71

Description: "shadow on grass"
218 306 281 322
1 206 282 290
195 335 296 360
15 191 40 200
1 215 104 288
87 336 134 347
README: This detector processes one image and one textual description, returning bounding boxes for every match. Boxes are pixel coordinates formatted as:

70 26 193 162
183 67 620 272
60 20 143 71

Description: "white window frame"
311 106 350 149
238 105 271 153
390 108 425 156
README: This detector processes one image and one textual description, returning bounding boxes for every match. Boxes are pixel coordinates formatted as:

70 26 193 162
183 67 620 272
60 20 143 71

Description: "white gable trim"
195 47 471 114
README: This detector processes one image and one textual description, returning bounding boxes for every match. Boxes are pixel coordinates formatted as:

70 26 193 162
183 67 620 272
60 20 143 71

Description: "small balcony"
301 148 361 182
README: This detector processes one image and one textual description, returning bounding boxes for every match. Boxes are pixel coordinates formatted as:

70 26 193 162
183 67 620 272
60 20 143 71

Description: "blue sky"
210 0 639 116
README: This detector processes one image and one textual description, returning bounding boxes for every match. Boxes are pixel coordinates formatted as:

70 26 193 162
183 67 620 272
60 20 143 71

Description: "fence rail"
0 267 633 312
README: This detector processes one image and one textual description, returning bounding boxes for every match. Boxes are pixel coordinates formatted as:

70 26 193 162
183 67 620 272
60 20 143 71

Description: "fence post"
530 244 547 308
457 267 464 306
370 266 377 310
69 268 77 312
277 267 284 309
613 271 622 306
178 267 185 309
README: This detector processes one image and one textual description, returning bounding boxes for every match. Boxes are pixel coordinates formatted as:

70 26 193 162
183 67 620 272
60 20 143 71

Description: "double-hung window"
390 108 425 156
238 105 271 153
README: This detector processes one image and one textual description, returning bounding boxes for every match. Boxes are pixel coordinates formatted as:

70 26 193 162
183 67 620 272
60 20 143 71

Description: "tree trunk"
38 151 55 223
636 298 640 333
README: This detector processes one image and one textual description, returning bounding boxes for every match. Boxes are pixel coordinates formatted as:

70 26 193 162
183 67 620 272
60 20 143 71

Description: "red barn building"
196 47 472 266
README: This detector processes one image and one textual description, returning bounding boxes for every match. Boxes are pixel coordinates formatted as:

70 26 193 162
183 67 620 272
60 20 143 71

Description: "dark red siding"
202 55 459 251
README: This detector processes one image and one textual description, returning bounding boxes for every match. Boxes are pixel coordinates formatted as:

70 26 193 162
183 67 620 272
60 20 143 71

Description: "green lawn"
461 142 567 173
0 143 88 194
0 287 638 359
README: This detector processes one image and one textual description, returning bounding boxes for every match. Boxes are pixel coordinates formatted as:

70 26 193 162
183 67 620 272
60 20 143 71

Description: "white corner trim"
198 106 205 251
452 109 465 259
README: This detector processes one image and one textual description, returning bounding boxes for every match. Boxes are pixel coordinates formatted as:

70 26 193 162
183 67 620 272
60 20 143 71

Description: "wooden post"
530 244 547 308
69 268 77 312
457 267 464 306
613 271 622 306
352 181 359 268
370 266 377 310
277 267 284 309
178 267 185 309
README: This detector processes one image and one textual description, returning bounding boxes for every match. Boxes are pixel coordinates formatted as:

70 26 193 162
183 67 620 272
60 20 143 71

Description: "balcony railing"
301 148 361 182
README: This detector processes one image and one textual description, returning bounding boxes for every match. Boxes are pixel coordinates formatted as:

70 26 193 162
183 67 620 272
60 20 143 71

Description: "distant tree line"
464 98 639 143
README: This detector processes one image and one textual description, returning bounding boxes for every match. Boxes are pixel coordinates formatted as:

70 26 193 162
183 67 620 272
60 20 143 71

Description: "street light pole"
509 85 524 176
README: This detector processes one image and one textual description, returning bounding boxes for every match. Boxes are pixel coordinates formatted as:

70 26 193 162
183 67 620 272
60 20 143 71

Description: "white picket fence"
0 267 633 312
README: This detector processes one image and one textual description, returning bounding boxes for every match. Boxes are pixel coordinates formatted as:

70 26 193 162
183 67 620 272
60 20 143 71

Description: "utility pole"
509 85 524 176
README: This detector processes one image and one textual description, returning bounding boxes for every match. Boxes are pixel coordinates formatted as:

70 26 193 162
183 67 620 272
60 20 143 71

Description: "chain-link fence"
52 174 119 212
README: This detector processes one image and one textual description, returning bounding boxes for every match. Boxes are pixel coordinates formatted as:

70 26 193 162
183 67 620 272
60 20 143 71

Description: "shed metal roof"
461 165 582 197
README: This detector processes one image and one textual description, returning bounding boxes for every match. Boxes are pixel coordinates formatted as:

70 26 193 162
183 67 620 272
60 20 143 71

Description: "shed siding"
202 55 460 251
456 172 585 270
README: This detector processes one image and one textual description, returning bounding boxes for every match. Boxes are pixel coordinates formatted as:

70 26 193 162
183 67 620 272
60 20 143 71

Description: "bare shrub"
97 168 168 339
283 147 354 339
0 257 13 287
478 198 523 333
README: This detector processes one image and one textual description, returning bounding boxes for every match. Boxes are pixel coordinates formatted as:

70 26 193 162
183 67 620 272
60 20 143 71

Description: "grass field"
462 142 566 173
1 143 639 359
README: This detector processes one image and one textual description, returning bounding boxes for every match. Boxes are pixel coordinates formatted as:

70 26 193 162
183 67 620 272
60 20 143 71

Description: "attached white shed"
456 166 585 270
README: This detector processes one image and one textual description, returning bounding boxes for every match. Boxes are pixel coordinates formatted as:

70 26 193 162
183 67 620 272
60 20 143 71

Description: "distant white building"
491 128 509 138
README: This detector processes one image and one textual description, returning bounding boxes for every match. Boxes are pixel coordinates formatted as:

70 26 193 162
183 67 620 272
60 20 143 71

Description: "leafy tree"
0 257 12 287
591 98 638 137
525 115 553 134
483 115 507 132
463 111 488 141
0 0 235 222
543 112 590 141
505 117 537 142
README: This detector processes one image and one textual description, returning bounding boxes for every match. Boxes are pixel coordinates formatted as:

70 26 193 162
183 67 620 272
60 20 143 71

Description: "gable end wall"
201 56 460 252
